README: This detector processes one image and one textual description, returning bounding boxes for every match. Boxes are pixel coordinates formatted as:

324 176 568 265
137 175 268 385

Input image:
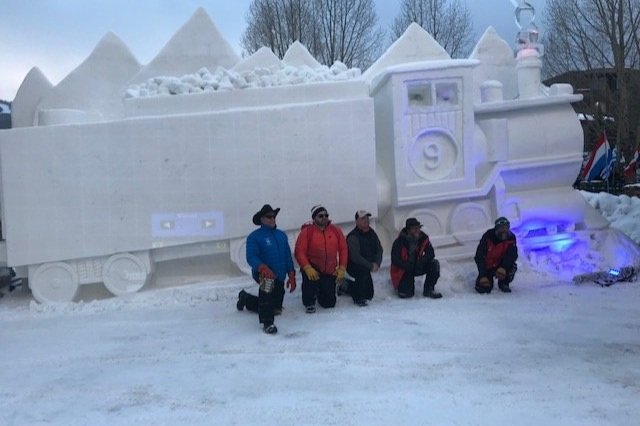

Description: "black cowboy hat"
252 204 280 225
405 217 422 228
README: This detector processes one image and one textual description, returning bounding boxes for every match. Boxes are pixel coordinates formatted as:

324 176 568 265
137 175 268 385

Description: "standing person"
294 205 348 313
237 204 296 334
339 210 383 307
474 217 518 294
390 218 442 299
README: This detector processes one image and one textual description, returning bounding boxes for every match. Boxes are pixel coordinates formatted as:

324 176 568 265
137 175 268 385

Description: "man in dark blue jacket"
237 204 296 334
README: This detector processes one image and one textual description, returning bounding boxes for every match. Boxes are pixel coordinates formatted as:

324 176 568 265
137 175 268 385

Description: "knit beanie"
311 205 327 218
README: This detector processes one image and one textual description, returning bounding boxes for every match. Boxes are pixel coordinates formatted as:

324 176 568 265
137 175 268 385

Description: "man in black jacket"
390 218 442 299
474 217 518 294
340 210 384 306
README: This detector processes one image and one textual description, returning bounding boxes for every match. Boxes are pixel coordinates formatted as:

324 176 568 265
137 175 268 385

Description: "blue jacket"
246 225 294 282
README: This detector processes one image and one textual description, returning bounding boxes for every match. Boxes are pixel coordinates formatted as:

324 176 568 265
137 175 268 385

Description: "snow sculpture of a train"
2 9 636 303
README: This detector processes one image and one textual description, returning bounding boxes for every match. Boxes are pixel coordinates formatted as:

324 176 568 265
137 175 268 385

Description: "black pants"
398 259 440 297
244 280 285 325
475 264 517 292
302 272 336 308
346 269 374 302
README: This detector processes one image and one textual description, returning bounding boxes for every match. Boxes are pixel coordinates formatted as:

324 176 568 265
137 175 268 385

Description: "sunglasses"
316 214 329 218
263 214 276 219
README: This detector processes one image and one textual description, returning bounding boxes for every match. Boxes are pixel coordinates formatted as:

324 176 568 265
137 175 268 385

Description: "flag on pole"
582 133 612 181
624 147 639 180
601 147 617 180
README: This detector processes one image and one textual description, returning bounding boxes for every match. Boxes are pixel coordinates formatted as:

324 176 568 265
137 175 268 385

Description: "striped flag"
582 133 613 181
624 147 639 180
601 147 617 180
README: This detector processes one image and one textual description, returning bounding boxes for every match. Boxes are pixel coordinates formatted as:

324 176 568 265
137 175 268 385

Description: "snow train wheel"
30 262 79 303
230 238 251 275
103 253 149 296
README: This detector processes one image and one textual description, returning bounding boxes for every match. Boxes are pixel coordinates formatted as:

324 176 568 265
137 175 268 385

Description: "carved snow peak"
283 41 322 69
363 22 450 83
233 47 283 73
130 7 240 84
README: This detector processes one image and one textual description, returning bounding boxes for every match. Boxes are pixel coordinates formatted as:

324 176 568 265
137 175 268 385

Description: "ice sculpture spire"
512 0 543 56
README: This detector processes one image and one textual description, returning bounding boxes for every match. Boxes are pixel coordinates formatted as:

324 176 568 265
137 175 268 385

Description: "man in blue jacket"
237 204 296 334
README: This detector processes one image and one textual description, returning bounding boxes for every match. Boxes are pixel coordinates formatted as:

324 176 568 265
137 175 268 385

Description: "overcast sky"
0 0 546 101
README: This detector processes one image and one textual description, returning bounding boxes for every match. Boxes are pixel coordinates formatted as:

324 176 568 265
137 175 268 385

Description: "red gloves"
286 271 297 293
258 264 275 280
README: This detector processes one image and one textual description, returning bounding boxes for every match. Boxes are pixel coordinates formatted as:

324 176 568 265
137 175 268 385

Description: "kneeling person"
341 210 383 306
474 217 518 294
295 205 348 313
390 218 442 299
237 204 296 334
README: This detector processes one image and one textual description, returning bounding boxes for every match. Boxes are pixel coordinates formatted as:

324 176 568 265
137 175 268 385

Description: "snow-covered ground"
1 192 639 425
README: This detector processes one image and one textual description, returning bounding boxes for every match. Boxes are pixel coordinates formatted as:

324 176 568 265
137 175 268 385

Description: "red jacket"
474 229 518 275
295 222 348 275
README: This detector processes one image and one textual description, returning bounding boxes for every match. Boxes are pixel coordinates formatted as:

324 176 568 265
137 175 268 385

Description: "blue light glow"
550 239 575 253
515 219 577 254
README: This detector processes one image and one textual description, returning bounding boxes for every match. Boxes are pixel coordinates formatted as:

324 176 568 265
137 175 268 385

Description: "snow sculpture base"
523 228 640 282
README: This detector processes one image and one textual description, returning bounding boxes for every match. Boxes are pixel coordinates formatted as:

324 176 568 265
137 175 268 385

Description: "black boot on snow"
423 287 442 299
475 285 491 294
498 283 511 293
263 324 278 334
237 290 247 311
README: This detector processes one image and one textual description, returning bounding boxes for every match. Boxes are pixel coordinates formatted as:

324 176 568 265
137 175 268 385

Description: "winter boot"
423 286 442 299
475 285 492 294
237 290 247 311
305 305 316 314
263 323 278 334
337 280 350 296
498 282 511 293
355 299 368 307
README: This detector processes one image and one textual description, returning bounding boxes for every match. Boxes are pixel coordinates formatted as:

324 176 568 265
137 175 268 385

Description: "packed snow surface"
2 262 640 425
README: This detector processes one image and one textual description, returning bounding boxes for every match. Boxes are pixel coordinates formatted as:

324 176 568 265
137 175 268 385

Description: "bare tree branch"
242 0 384 69
391 0 475 58
542 0 640 155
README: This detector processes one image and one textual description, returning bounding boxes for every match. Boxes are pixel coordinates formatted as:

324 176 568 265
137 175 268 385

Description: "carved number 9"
423 142 441 169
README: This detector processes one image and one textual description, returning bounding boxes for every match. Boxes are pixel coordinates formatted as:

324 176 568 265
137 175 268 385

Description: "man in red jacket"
295 205 348 313
390 218 442 299
474 217 518 294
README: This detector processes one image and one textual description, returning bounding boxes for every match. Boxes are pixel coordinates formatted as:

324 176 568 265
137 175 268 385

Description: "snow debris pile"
125 62 361 98
580 190 640 244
